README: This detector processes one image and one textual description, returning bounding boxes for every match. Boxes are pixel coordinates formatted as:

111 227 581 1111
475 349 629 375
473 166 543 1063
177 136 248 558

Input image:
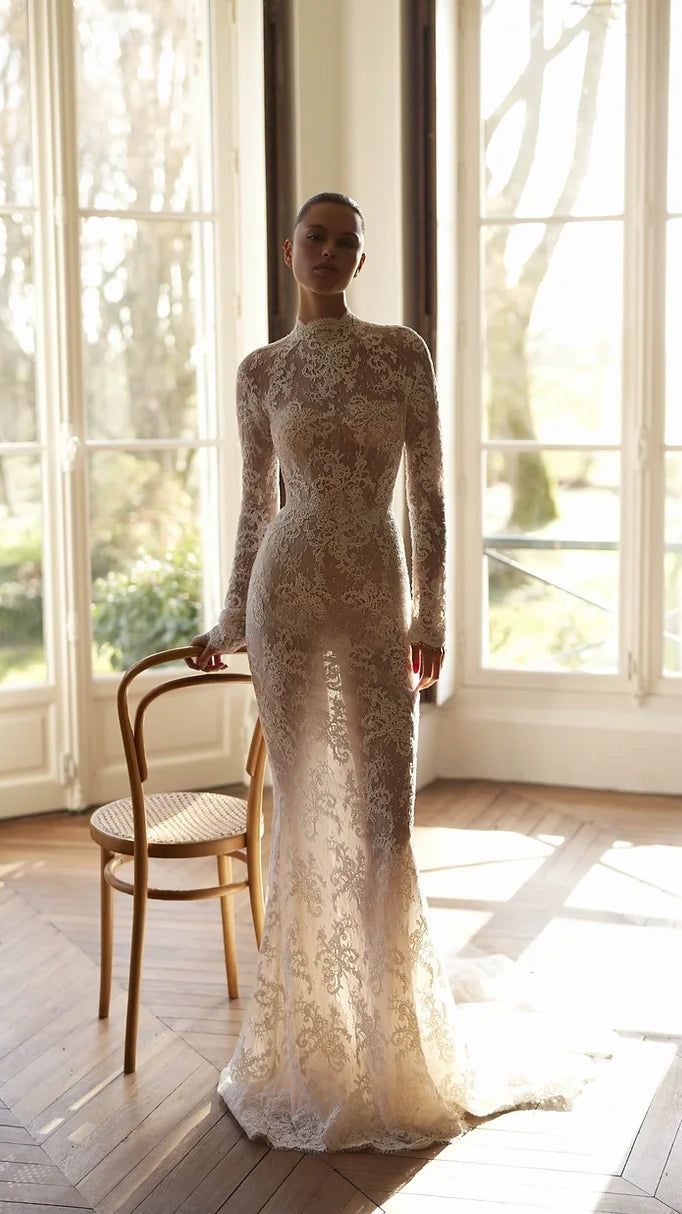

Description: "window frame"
33 0 238 687
403 0 439 703
0 0 248 813
453 0 678 701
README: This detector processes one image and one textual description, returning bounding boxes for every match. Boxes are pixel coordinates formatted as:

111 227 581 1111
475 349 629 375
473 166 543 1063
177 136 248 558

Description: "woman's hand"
411 642 445 691
185 632 228 672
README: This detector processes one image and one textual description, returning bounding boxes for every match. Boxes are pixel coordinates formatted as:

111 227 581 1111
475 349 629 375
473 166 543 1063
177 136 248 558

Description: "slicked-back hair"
294 192 365 237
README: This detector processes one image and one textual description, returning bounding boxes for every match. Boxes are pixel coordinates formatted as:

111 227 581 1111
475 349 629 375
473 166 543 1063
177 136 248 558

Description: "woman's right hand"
185 631 227 672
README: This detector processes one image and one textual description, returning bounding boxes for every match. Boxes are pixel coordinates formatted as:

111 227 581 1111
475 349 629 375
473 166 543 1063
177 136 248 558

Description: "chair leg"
246 832 265 949
124 880 147 1074
217 853 239 999
98 848 115 1019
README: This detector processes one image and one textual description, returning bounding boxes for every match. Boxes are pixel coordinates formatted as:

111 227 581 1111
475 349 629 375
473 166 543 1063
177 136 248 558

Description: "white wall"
291 0 405 324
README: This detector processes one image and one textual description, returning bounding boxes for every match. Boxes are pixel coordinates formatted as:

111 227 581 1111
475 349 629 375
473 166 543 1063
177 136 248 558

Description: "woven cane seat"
90 789 263 854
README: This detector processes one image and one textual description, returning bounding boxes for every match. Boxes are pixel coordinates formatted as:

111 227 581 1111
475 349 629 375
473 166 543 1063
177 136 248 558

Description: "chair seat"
90 789 262 854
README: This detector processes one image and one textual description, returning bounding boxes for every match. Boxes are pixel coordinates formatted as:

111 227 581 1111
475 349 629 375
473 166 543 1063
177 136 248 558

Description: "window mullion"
621 0 669 703
207 0 242 633
37 0 92 806
649 0 672 692
457 0 483 689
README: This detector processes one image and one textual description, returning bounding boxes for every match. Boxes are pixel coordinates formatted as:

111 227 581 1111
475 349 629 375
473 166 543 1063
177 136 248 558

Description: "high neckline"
293 310 359 338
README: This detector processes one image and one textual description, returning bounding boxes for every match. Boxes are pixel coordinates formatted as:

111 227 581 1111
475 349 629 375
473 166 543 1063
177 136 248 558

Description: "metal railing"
484 536 682 650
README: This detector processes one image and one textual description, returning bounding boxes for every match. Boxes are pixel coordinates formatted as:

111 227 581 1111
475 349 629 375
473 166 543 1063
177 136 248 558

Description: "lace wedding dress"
207 310 615 1153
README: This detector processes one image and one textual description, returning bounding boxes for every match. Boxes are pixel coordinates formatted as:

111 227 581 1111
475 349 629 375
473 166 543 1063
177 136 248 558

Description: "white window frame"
0 0 265 815
454 0 679 707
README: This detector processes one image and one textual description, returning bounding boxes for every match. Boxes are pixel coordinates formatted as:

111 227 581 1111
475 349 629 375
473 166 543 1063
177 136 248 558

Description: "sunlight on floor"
414 821 682 1043
414 824 562 902
0 858 46 881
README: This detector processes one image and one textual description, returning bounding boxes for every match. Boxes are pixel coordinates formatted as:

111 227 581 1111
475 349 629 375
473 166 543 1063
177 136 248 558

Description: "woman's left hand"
411 643 445 691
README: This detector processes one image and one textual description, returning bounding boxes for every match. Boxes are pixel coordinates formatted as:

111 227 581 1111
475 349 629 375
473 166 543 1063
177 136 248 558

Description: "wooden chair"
89 645 267 1074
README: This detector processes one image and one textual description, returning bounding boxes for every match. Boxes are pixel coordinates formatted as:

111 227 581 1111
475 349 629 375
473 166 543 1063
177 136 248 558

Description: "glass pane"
0 0 33 207
481 0 626 219
90 447 208 673
669 0 682 213
665 220 682 444
81 216 215 440
663 454 682 677
483 222 622 443
0 455 46 685
0 212 37 442
76 0 213 214
483 449 620 672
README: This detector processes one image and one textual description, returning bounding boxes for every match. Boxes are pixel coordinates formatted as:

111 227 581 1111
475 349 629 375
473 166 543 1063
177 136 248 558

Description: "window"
0 0 226 684
664 0 682 675
457 0 680 694
0 0 45 686
76 0 218 674
0 0 252 818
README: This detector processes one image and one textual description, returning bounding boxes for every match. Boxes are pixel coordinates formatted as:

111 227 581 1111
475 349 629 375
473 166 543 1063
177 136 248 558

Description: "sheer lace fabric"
209 311 615 1153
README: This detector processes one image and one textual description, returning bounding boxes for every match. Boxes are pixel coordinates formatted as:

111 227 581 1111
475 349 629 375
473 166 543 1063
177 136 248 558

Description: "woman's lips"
314 265 338 276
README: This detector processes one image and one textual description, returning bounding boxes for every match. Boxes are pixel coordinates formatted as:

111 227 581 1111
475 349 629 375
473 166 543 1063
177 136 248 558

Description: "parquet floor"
1 778 681 1213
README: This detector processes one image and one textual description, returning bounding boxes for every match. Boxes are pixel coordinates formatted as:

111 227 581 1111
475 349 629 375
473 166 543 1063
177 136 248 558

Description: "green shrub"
92 543 202 670
0 568 43 644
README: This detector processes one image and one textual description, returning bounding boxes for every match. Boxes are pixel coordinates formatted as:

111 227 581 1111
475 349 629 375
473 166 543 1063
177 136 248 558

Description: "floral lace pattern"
210 311 615 1153
208 311 446 657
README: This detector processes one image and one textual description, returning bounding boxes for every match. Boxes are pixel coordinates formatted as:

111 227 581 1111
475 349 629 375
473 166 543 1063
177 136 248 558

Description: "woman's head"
283 192 366 299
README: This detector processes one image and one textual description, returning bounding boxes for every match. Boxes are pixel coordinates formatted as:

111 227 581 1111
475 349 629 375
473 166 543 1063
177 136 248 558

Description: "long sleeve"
208 354 279 653
403 328 447 650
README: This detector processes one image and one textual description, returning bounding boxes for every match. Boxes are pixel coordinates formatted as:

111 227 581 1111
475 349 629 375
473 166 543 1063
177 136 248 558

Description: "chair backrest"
117 646 262 849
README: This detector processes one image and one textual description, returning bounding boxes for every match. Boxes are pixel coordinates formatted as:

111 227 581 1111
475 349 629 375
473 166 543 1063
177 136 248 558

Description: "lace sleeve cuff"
207 616 248 655
407 618 446 651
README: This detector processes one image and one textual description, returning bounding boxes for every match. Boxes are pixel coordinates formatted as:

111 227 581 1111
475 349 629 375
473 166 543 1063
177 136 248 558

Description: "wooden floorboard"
0 1095 95 1212
1 777 681 1214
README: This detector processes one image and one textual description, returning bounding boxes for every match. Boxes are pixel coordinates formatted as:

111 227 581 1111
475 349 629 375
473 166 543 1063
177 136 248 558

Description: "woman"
187 192 614 1153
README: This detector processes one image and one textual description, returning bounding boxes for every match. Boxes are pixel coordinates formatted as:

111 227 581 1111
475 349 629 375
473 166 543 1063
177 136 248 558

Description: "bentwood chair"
89 645 267 1074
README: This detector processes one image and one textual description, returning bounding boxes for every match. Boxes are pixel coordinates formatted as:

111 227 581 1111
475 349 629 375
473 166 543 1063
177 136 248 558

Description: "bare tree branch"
483 3 613 530
518 10 609 305
486 0 544 217
484 9 593 147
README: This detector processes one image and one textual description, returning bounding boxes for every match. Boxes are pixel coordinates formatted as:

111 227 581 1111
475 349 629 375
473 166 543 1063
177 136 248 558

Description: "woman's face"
284 202 365 294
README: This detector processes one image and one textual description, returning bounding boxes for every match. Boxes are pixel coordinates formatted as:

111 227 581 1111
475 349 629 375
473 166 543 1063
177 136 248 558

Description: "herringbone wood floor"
1 778 681 1213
